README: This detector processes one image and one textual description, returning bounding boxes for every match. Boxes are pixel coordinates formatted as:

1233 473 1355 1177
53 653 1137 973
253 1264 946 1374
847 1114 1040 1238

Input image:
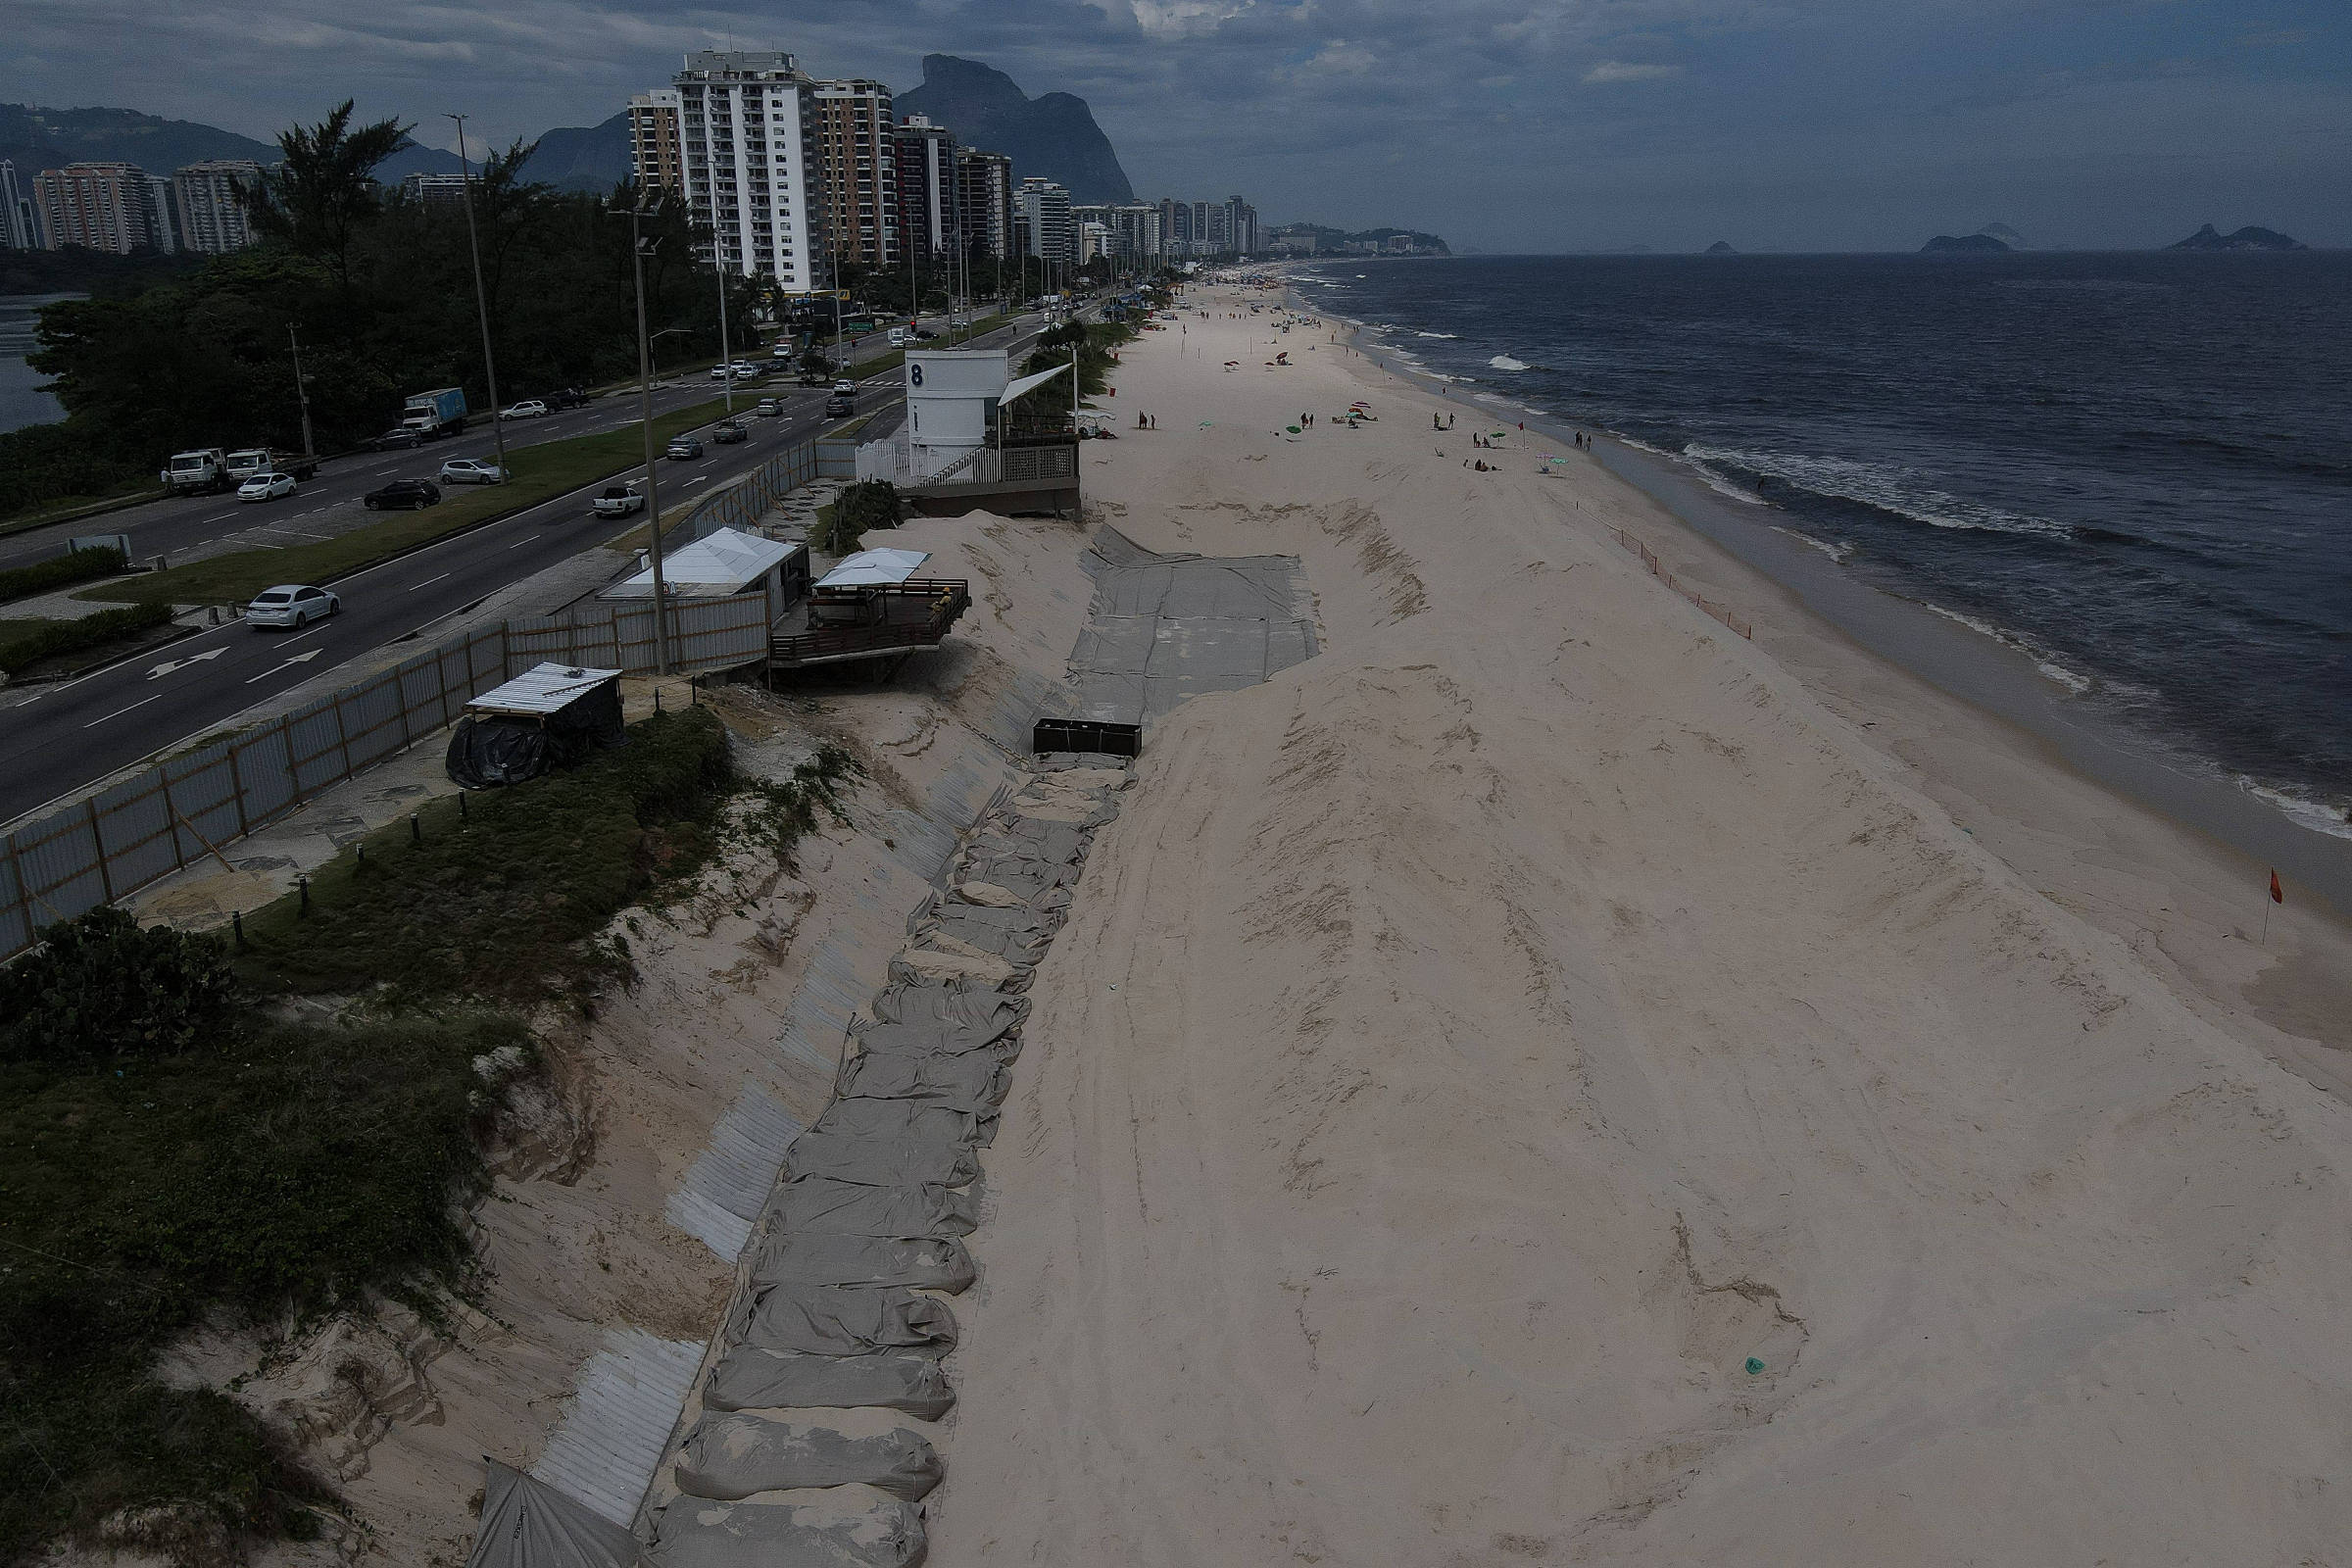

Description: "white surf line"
406 571 451 592
83 693 161 729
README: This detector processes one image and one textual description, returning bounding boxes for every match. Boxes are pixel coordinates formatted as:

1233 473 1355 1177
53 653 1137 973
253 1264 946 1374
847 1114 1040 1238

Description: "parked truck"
160 448 231 495
223 447 320 484
400 387 468 439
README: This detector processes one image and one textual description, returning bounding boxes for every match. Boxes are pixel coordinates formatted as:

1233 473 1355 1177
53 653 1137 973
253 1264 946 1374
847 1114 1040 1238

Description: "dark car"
914 327 937 341
665 436 705 461
363 478 441 510
369 428 422 451
824 394 855 417
712 419 748 444
546 386 591 410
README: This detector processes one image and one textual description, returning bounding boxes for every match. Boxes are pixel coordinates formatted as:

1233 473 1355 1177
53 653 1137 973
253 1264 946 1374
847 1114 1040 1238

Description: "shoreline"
1323 290 2352 918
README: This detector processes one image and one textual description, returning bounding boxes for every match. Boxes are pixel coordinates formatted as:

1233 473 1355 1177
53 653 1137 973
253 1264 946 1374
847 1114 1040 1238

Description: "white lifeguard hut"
904 349 1008 481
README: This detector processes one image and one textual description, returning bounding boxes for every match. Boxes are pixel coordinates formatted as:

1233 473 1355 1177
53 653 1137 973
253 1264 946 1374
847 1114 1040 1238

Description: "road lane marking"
407 571 451 591
147 648 226 680
84 694 161 728
244 649 324 683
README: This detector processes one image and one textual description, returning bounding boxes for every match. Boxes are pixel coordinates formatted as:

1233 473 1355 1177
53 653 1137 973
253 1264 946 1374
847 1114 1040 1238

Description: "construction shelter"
603 526 811 626
446 663 624 788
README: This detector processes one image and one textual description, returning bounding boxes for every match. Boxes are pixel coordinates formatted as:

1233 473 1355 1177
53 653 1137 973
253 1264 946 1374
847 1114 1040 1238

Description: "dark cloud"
7 0 2347 248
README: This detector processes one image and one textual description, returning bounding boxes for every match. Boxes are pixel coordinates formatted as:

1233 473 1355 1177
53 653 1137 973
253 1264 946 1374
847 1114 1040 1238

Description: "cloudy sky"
9 0 2348 251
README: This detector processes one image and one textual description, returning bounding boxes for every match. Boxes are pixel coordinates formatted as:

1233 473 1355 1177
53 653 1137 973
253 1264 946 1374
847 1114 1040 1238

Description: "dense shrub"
0 544 128 602
0 601 174 674
0 906 238 1064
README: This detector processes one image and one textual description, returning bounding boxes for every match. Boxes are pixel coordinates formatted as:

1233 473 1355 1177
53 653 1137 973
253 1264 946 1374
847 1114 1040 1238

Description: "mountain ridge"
897 56 1134 205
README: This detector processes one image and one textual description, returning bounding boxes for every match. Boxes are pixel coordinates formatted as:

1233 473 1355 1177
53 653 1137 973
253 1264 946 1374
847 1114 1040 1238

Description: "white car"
590 483 645 517
439 458 509 485
246 583 340 629
500 399 549 419
834 378 856 395
237 471 297 502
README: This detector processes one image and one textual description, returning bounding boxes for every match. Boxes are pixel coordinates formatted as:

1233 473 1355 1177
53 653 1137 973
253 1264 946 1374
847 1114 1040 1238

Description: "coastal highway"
0 311 1053 830
0 311 963 577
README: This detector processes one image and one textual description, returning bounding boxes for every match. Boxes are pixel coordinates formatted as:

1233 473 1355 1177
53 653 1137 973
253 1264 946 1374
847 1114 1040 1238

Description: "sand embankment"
923 291 2352 1561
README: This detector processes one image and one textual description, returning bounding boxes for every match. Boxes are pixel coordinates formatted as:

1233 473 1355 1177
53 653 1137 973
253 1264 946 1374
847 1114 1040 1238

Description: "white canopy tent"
1000 361 1072 406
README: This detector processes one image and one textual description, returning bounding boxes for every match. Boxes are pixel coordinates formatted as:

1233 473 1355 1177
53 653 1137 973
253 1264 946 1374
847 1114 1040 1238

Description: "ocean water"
1303 253 2352 836
0 294 70 434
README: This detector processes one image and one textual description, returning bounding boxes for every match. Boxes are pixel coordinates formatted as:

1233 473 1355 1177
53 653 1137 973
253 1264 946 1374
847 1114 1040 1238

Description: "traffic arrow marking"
147 648 226 680
245 650 323 684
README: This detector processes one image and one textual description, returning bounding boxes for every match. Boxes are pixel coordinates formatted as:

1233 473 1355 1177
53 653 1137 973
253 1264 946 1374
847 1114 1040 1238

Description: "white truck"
160 448 231 495
223 447 320 484
400 386 469 439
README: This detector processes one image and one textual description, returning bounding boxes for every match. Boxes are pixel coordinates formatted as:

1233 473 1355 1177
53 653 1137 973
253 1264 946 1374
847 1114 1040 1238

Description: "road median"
74 398 735 608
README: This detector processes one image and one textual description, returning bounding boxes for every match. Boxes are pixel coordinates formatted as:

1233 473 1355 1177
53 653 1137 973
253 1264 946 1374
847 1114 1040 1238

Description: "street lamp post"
447 113 509 481
714 263 735 417
286 322 315 459
622 197 674 674
649 326 689 385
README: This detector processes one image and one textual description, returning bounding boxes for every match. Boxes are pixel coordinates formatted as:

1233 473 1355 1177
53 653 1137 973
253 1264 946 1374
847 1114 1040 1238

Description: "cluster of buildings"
627 50 1260 295
0 157 266 255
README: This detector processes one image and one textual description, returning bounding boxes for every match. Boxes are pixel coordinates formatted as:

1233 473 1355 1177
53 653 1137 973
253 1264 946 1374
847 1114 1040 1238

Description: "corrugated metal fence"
673 434 859 544
0 591 772 960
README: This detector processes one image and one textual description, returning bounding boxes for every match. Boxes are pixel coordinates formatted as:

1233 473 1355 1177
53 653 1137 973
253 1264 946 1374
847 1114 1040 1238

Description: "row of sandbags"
645 760 1134 1568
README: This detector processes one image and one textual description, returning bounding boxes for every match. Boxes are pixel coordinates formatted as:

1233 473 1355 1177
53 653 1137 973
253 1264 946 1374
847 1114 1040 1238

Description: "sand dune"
925 294 2352 1561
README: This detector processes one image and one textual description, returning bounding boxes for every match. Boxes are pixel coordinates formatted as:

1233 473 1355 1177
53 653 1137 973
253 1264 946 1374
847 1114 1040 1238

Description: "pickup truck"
590 483 645 517
224 447 319 484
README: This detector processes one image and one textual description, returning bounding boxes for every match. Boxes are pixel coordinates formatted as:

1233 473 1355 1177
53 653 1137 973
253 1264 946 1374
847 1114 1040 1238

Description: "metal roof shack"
449 663 627 788
605 526 803 600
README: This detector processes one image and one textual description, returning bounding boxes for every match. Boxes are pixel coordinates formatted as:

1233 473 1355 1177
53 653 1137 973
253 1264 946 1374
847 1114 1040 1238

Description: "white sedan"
500 399 549 419
237 471 297 502
439 458 509 485
245 583 340 629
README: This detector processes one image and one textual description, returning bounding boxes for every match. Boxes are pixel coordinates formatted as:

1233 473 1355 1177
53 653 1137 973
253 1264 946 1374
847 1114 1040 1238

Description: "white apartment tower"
172 161 263 253
0 161 36 249
674 50 824 291
1015 176 1071 266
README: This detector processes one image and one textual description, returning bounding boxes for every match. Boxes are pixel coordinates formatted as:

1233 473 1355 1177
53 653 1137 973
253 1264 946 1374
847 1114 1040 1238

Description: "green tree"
247 100 412 292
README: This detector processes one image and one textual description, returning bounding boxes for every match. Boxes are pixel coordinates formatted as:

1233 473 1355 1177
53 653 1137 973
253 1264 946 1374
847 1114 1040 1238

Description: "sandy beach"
919 285 2352 1562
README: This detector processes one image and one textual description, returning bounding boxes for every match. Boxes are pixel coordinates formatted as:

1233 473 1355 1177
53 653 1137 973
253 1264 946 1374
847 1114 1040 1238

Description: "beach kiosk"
446 663 624 788
601 526 809 624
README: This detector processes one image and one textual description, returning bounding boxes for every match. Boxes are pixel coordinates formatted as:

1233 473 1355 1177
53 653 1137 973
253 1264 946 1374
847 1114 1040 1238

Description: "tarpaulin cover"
704 1347 956 1419
648 1489 926 1568
465 1458 641 1568
907 895 1056 965
766 1176 978 1238
871 979 1029 1038
728 1281 958 1356
446 676 623 788
784 1102 984 1186
838 1050 1011 1115
674 1412 943 1501
751 1231 975 1293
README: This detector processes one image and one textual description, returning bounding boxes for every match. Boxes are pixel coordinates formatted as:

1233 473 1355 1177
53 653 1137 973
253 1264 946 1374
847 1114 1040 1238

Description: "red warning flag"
2271 869 2284 905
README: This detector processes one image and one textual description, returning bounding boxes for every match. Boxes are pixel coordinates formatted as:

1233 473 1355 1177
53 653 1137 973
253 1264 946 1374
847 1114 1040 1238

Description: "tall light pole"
286 322 315 459
447 113 508 481
622 195 673 674
714 260 735 417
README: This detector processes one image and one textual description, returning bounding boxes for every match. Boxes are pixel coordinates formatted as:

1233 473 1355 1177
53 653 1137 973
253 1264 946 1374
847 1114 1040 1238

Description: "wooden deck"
767 580 972 669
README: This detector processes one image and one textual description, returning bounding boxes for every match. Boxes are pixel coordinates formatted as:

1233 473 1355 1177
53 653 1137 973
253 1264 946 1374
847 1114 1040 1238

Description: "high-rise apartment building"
1157 197 1191 255
955 148 1013 262
811 79 896 270
1152 194 1255 257
1015 176 1070 266
627 89 684 195
171 161 262 253
0 161 36 250
893 115 958 262
32 163 166 253
674 50 824 290
1109 203 1162 262
1225 194 1258 256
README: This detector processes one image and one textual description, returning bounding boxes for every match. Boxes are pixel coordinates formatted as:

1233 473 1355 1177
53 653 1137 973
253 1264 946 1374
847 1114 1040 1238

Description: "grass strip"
0 602 174 675
0 544 127 603
75 400 733 609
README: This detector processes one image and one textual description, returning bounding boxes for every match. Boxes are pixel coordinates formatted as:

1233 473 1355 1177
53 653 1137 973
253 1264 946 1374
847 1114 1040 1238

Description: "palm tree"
247 101 412 292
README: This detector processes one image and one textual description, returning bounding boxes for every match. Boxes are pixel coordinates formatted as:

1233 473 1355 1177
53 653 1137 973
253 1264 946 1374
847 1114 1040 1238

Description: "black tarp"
464 1459 641 1568
447 674 624 788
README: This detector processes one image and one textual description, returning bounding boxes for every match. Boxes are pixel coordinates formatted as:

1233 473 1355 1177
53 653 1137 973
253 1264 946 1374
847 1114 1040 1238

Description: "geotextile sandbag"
785 1101 984 1187
704 1346 956 1419
838 1049 1011 1114
766 1177 978 1239
728 1281 958 1357
674 1412 943 1502
648 1488 926 1568
751 1231 975 1293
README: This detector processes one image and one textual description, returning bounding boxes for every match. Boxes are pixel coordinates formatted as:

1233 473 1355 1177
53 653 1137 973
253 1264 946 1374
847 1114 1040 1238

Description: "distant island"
1922 233 2011 253
2169 223 2306 252
1704 241 1737 255
1262 223 1448 257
